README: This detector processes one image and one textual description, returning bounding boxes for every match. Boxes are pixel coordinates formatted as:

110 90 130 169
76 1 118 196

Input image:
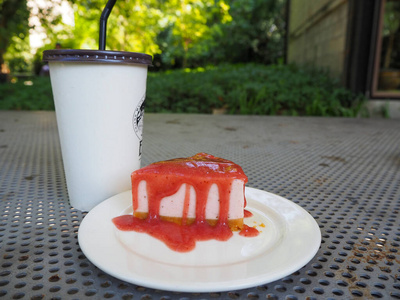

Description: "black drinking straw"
99 0 117 50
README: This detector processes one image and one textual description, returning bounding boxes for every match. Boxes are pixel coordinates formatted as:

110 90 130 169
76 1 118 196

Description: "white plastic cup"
43 49 152 211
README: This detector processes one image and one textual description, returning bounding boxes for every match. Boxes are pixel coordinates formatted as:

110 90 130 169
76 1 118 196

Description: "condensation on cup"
43 49 152 211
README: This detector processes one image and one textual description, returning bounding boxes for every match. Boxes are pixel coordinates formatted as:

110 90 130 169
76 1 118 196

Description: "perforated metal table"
0 111 399 299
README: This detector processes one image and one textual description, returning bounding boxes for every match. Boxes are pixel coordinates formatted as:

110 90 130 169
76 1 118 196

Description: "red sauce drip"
113 153 258 252
244 209 253 218
239 224 260 237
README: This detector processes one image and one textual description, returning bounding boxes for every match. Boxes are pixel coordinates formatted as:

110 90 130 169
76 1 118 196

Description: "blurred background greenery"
1 0 286 73
0 0 367 116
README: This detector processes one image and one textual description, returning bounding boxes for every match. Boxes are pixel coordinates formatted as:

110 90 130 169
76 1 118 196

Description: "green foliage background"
0 0 367 116
0 64 367 117
1 0 286 73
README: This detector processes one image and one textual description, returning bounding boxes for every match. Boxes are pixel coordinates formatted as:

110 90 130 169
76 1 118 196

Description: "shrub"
0 76 54 110
146 64 366 116
0 64 366 117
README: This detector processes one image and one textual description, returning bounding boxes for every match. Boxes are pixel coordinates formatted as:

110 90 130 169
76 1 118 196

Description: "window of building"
371 0 400 98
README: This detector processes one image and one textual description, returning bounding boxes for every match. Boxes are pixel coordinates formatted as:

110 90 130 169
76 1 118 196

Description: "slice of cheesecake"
131 153 248 231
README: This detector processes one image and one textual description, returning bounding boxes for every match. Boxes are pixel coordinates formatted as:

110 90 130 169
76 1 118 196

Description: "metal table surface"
0 111 399 300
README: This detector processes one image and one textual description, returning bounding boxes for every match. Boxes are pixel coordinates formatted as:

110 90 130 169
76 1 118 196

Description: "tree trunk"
0 45 9 83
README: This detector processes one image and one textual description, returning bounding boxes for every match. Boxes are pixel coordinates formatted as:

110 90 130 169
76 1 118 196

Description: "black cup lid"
43 49 152 66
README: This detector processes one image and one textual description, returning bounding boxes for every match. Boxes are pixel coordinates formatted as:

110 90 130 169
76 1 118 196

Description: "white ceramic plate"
78 187 321 292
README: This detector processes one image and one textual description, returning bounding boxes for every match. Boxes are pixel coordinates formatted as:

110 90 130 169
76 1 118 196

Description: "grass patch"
0 64 366 117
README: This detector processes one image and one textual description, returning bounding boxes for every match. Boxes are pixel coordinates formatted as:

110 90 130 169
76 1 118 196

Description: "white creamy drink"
43 50 152 211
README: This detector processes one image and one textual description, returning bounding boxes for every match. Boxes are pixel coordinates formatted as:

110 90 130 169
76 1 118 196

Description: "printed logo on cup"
133 94 146 156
